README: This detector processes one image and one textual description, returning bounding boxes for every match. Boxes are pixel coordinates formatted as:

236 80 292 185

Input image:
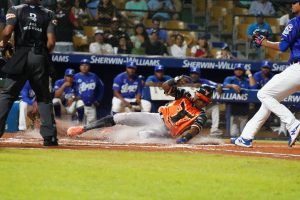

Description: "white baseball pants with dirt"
111 97 152 113
206 103 221 132
113 112 168 136
241 63 300 140
18 101 33 131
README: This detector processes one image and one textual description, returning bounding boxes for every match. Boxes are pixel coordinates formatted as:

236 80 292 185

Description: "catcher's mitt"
0 42 14 60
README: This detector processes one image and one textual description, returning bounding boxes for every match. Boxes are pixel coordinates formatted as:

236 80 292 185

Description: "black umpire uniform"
0 1 58 146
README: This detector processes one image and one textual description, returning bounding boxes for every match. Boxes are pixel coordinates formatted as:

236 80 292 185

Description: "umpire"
0 0 58 146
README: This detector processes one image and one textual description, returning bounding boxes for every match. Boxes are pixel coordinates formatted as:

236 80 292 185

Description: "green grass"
0 149 300 200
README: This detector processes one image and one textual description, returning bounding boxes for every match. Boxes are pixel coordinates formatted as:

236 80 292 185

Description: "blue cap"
126 61 137 68
65 68 75 76
138 75 145 81
80 59 90 65
234 63 245 70
190 67 201 74
155 65 164 71
261 60 271 68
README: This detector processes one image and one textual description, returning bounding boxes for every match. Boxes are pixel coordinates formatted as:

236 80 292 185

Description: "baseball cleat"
288 123 300 147
67 126 85 137
231 137 253 148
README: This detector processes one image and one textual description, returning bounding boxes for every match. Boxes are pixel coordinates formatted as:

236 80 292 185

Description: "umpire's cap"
126 61 137 68
261 60 271 69
65 68 75 76
190 67 201 74
80 59 90 65
195 84 214 103
234 63 245 71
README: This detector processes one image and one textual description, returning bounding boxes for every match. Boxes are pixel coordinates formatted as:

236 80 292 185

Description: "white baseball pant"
241 63 300 140
113 112 169 136
52 98 82 115
205 103 221 133
111 97 152 113
84 105 97 124
18 101 33 131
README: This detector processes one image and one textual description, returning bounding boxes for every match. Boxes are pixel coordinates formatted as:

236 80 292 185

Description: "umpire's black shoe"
43 136 59 146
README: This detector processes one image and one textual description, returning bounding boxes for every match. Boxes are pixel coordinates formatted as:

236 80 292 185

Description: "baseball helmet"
80 59 90 65
195 84 214 103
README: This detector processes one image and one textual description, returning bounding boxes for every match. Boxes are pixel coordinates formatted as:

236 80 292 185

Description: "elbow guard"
279 41 289 52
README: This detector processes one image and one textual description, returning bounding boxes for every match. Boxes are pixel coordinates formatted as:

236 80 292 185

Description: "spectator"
54 0 75 52
42 0 57 11
117 34 132 54
191 34 212 58
148 0 175 20
247 14 273 39
216 44 237 59
146 18 168 43
142 29 168 56
249 0 275 16
279 6 293 32
74 59 105 124
86 0 99 20
89 30 114 54
53 68 83 119
124 0 148 24
171 0 182 20
95 0 118 26
223 63 256 137
18 81 37 131
170 34 187 57
130 23 149 55
112 61 151 113
71 0 89 28
188 67 223 136
145 64 172 112
105 18 131 48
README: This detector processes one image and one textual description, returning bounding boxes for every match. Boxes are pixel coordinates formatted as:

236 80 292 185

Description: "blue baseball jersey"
145 75 172 83
253 71 273 89
74 72 104 106
53 79 76 100
223 76 255 90
281 16 300 63
113 72 143 98
21 81 35 106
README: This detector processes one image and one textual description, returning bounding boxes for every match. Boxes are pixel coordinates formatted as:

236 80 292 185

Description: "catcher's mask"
194 84 214 104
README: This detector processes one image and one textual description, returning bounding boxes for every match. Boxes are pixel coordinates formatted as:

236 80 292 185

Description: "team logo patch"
6 13 16 20
282 24 293 36
51 19 58 26
29 13 37 22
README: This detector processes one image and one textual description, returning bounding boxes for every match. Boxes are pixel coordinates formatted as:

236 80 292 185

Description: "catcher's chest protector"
159 98 201 137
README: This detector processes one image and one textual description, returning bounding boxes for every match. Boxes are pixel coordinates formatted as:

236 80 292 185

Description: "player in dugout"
67 75 214 144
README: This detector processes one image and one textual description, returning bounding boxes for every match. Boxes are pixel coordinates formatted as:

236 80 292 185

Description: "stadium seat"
265 48 279 60
165 20 185 30
265 18 280 27
209 7 227 22
112 0 126 9
278 52 290 61
217 0 234 9
72 35 88 52
232 7 248 15
83 26 98 38
244 16 257 24
271 26 280 34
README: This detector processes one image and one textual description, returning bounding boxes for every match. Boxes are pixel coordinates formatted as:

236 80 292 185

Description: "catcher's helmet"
195 84 214 103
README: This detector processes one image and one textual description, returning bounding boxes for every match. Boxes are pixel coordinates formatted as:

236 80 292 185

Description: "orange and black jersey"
159 88 207 137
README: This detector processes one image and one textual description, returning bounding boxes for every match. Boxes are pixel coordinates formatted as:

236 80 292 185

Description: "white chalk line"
1 138 300 159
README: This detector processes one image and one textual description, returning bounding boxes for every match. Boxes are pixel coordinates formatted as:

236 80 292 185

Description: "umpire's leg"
0 75 26 137
27 52 57 145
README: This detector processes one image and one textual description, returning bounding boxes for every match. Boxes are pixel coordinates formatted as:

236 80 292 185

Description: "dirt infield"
1 132 300 160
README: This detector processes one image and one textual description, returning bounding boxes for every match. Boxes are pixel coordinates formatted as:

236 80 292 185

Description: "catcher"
67 76 214 144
